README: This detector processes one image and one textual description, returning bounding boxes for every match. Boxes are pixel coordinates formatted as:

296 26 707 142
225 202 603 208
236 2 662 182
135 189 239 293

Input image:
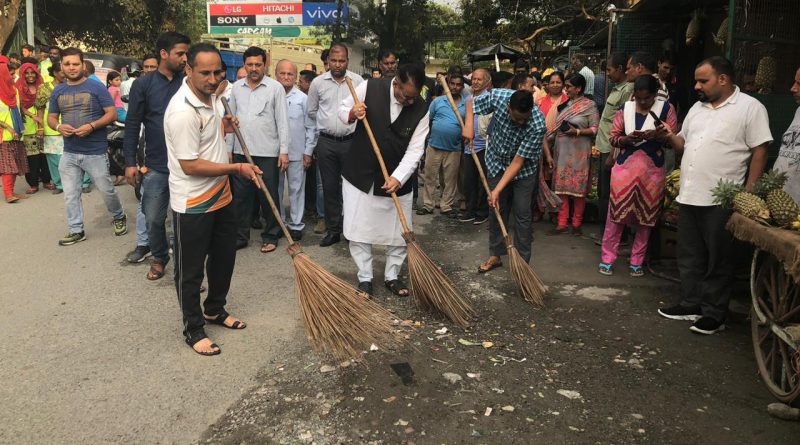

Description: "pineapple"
685 10 701 46
712 179 771 221
755 56 776 93
754 170 799 227
735 192 771 221
753 169 788 199
767 190 799 227
712 178 741 208
713 17 729 47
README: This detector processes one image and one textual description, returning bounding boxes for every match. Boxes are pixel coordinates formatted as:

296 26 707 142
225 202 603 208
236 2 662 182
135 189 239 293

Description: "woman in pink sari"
599 75 677 276
543 73 599 235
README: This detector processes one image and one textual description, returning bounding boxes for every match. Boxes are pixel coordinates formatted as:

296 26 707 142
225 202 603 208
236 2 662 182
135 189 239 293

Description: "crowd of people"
2 33 799 353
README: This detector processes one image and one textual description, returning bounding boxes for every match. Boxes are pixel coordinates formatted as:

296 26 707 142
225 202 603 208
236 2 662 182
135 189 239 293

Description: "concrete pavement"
0 178 317 444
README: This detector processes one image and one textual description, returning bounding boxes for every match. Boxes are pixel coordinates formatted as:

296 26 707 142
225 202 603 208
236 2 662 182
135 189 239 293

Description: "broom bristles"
406 237 475 327
292 250 404 360
507 246 546 307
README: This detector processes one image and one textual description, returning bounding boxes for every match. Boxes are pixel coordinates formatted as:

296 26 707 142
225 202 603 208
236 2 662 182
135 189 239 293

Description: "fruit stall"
717 172 800 405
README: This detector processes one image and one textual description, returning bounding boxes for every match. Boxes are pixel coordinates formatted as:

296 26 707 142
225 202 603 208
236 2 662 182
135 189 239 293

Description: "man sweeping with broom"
462 89 545 274
165 44 262 356
338 62 430 297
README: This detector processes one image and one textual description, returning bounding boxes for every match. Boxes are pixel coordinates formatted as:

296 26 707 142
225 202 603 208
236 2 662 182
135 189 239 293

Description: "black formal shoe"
236 240 249 250
319 233 341 247
290 229 303 241
357 281 373 296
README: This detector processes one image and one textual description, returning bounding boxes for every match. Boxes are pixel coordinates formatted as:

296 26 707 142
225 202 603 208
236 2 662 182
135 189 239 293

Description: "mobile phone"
559 121 572 132
649 111 663 126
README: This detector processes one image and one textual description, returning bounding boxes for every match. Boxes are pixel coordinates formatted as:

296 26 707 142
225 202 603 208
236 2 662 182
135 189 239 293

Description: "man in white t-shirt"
771 66 800 202
658 56 772 335
164 43 262 356
571 54 595 97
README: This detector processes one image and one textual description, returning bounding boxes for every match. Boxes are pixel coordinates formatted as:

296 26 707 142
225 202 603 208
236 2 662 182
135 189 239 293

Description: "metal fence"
730 0 800 157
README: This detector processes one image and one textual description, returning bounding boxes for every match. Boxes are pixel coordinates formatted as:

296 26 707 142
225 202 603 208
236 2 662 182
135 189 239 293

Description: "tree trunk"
0 0 24 49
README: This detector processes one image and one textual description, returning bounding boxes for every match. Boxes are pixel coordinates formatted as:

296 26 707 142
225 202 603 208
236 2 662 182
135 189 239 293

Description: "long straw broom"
437 76 546 307
221 97 403 360
344 78 474 327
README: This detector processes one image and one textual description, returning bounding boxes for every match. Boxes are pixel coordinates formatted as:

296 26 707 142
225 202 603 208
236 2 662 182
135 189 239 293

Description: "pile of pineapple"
712 170 800 229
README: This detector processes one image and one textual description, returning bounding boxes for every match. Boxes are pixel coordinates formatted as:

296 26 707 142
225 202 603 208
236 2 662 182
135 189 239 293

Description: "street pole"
26 0 34 45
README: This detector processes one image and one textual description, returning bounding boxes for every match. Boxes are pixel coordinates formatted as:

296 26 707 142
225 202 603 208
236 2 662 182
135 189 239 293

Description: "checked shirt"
472 88 545 180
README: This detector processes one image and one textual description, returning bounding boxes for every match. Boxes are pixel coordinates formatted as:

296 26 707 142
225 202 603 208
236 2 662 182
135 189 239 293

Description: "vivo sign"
302 3 349 25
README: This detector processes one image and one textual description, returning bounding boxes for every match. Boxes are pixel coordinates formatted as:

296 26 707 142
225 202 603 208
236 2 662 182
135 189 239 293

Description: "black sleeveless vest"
342 78 428 198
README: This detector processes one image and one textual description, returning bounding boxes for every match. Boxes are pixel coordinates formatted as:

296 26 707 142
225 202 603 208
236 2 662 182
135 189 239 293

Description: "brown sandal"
260 243 277 253
146 262 165 280
478 259 503 274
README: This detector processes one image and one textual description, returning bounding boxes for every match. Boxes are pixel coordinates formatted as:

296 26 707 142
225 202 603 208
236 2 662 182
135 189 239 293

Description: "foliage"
1 0 24 50
31 0 207 57
335 0 461 63
456 0 607 57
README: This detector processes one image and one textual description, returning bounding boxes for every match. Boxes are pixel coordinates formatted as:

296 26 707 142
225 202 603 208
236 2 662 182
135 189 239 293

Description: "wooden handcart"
727 213 800 405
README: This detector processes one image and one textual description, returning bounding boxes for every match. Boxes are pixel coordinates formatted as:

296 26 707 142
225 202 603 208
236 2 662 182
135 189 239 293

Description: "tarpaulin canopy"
467 44 526 63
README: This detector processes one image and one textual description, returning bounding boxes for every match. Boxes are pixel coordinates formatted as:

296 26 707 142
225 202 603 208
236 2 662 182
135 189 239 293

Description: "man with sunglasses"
339 62 430 297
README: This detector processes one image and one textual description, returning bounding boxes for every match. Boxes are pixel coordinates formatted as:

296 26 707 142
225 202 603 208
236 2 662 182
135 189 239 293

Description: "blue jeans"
59 152 124 233
136 192 149 247
140 169 170 263
46 153 91 190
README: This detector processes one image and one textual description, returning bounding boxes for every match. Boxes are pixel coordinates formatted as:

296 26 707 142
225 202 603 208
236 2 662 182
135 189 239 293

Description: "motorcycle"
107 111 144 201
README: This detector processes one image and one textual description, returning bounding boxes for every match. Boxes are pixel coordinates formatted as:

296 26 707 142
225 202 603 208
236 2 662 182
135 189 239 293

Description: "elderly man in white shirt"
274 59 316 240
658 56 772 335
227 46 290 253
338 62 430 297
307 43 364 247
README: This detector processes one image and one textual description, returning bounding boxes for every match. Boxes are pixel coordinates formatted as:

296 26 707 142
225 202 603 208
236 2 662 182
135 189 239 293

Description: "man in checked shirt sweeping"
462 89 546 274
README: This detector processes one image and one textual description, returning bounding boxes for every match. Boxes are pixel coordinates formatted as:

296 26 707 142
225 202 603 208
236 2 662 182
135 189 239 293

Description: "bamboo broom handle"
221 97 296 245
437 76 510 240
344 77 412 234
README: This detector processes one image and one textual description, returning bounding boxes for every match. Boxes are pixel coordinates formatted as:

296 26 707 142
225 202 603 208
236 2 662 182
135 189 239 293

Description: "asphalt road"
4 176 799 444
0 178 314 444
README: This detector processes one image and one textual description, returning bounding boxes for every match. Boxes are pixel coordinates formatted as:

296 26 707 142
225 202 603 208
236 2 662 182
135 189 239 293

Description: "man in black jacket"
338 62 430 297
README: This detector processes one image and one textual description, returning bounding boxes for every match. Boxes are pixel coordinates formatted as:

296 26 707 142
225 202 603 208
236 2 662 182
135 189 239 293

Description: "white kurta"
339 79 430 247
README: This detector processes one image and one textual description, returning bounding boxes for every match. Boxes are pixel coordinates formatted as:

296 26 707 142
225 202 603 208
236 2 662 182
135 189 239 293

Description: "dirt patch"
201 281 800 445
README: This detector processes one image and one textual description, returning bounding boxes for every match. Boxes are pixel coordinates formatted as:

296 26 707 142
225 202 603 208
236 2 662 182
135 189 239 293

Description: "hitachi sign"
262 4 296 12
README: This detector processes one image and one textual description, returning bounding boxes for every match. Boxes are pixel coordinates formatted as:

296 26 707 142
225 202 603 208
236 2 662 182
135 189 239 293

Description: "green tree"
1 0 24 49
335 0 460 63
29 0 207 57
456 0 606 57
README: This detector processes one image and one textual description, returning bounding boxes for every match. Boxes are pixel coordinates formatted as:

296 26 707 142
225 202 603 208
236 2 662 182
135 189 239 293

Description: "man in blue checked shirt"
462 89 545 273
